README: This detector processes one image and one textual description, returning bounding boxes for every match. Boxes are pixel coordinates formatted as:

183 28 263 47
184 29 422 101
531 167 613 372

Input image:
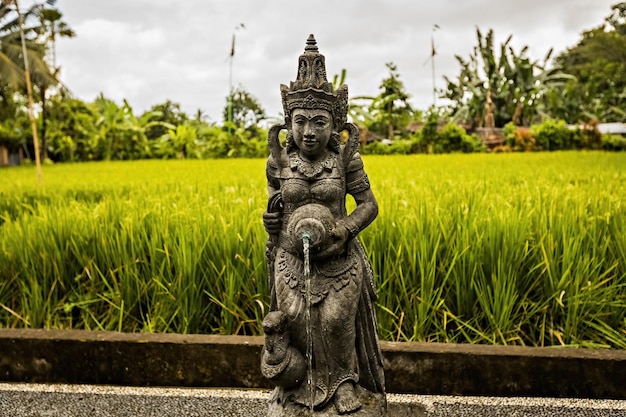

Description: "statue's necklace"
289 151 335 179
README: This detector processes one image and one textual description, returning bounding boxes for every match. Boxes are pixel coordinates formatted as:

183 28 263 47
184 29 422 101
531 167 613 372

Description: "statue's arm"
264 157 282 236
342 188 378 239
342 153 378 239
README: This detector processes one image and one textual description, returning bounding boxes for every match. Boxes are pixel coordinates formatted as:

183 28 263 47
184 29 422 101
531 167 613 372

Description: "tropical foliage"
223 86 266 134
548 2 626 122
363 62 417 140
362 108 484 155
0 1 54 92
442 28 572 128
1 0 75 164
501 118 619 152
42 95 270 162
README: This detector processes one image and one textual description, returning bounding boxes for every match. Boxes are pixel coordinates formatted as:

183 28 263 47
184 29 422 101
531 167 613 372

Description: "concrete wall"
1 329 624 399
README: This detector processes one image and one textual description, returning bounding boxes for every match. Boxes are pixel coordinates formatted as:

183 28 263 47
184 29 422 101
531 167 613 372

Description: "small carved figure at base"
261 311 306 390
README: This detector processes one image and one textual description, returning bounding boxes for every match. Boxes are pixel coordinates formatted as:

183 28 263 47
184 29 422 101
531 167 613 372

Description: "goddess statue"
261 35 386 416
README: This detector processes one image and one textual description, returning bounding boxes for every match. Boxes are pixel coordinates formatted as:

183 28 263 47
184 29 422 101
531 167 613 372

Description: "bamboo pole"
431 24 440 108
13 0 42 183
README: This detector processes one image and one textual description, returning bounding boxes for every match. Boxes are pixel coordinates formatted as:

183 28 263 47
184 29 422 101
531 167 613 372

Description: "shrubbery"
504 122 537 152
602 134 626 151
530 119 574 151
362 122 484 155
503 119 623 153
435 123 485 153
361 113 621 156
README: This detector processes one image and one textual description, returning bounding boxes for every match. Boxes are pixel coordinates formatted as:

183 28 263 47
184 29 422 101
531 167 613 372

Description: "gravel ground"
0 383 625 417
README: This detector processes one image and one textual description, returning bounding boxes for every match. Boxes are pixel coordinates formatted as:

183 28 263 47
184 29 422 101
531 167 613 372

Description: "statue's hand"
315 223 349 259
263 211 282 235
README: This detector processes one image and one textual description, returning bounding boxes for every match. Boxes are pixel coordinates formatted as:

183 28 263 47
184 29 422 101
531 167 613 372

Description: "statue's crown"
281 34 348 127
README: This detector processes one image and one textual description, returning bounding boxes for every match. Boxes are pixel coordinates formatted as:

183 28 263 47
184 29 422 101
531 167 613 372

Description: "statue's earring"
330 131 341 152
286 131 296 152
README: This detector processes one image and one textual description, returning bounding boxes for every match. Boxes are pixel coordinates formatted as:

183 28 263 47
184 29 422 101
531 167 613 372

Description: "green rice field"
1 152 625 348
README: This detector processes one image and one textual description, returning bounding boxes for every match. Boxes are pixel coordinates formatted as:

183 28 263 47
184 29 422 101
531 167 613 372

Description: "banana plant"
443 28 574 128
94 96 170 160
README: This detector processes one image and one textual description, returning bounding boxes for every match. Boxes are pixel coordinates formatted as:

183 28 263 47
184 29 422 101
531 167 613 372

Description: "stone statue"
261 34 386 416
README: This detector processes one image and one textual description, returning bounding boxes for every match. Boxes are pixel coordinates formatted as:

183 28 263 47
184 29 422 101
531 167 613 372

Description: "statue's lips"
302 140 318 147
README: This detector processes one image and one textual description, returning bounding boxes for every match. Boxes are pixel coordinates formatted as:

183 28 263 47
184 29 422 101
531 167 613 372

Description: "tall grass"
1 153 625 348
1 160 268 335
363 152 626 348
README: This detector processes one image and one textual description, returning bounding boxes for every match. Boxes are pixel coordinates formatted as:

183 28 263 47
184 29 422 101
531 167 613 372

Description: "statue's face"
291 108 332 159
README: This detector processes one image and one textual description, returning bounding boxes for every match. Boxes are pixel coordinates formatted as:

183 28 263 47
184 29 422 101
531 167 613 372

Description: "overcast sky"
48 0 617 123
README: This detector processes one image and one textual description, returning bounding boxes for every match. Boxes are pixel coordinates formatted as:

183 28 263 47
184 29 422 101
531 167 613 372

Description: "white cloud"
53 0 617 121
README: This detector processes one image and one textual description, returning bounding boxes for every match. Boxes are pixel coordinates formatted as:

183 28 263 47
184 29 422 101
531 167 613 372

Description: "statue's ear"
268 123 287 169
342 122 360 166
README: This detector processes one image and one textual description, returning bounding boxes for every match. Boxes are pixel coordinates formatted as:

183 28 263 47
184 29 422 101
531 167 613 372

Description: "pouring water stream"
302 232 314 413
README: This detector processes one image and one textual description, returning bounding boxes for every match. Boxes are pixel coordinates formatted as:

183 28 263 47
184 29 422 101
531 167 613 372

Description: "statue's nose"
304 124 315 138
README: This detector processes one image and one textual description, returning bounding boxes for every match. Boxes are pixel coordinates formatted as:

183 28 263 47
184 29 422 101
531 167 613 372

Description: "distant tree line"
1 1 624 163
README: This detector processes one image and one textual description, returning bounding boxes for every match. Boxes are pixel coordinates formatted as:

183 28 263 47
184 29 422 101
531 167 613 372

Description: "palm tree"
35 0 74 72
0 1 55 92
1 0 58 167
33 0 74 160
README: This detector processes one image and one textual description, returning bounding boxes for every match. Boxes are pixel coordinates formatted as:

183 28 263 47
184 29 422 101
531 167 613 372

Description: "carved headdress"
281 34 349 128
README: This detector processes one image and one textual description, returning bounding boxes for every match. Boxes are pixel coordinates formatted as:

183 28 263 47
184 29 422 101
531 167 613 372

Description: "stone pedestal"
267 387 386 417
